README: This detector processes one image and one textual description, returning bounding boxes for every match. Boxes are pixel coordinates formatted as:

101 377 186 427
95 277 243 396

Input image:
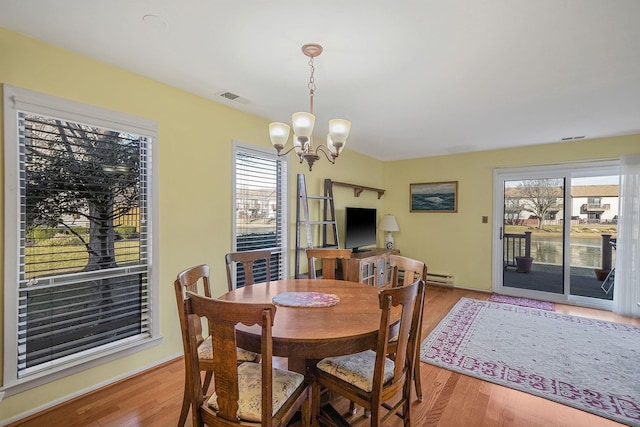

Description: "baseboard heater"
425 273 454 286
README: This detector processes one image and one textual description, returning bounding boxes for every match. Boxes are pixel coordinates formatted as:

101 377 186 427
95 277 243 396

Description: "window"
3 85 159 393
231 143 287 287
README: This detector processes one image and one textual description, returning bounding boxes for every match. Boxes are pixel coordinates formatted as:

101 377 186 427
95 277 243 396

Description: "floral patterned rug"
421 298 640 426
488 293 555 311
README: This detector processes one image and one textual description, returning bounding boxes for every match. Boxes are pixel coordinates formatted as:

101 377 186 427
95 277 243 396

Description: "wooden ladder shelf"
295 175 340 278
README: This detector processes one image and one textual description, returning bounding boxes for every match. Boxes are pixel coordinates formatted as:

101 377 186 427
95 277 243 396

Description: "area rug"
488 293 555 311
420 297 640 426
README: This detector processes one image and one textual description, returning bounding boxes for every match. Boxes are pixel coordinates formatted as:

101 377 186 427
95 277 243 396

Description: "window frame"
231 141 288 287
2 84 161 395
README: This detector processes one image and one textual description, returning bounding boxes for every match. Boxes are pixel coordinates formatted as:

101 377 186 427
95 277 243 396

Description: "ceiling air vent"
217 91 250 104
220 91 239 100
561 135 585 141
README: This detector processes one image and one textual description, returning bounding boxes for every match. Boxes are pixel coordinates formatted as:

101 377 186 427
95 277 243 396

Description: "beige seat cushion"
206 362 305 422
198 335 259 362
316 349 394 392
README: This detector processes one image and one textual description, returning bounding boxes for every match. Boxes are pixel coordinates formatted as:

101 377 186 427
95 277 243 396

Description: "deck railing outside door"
503 231 532 268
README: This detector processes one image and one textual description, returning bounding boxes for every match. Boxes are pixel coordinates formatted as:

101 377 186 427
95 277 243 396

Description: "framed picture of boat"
410 181 458 213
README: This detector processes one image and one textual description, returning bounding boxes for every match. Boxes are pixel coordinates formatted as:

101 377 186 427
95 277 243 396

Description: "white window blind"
4 85 157 388
232 144 287 287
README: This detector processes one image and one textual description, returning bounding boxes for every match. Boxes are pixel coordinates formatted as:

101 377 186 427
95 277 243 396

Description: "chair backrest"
174 264 213 357
372 279 425 400
184 292 277 425
225 249 272 291
389 254 427 287
305 248 352 280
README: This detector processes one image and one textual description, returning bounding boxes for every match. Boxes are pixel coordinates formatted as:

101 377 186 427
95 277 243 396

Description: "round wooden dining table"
217 278 387 373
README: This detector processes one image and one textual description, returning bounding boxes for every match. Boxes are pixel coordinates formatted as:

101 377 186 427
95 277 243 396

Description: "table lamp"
379 214 400 249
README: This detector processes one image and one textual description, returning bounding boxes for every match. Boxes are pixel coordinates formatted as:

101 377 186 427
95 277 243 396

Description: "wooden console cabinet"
346 248 399 287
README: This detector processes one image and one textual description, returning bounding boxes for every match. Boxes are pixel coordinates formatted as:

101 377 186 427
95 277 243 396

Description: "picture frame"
410 181 458 213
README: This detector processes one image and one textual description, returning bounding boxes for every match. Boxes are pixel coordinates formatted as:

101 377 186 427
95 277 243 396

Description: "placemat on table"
272 292 339 308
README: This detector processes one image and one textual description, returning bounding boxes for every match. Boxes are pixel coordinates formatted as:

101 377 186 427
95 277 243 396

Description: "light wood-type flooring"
8 286 637 427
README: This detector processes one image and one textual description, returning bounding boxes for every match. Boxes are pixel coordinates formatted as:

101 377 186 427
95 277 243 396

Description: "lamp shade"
379 214 399 232
269 122 290 150
291 112 315 142
328 119 351 144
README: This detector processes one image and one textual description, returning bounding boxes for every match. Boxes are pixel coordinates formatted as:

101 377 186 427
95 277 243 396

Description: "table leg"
286 358 351 427
287 357 308 374
317 403 351 427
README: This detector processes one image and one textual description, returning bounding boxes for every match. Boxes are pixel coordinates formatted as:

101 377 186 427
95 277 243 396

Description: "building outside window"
231 143 287 288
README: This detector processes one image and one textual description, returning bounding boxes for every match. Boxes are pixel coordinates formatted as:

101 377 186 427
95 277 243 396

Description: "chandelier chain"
307 56 316 94
307 56 316 114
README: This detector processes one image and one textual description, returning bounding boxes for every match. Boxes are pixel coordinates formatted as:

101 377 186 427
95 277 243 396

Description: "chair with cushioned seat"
225 249 272 291
174 264 259 427
311 279 425 426
388 254 427 401
183 292 312 427
305 248 352 280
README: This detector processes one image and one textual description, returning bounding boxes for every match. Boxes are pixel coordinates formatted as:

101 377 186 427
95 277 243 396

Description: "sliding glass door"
493 161 619 309
501 177 565 295
568 175 618 300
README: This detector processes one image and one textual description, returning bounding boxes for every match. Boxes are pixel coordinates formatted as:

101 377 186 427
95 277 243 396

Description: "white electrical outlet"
0 391 5 403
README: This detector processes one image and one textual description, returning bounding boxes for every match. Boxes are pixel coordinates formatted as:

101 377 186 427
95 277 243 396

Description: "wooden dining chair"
225 249 272 291
388 254 428 402
390 254 427 288
311 279 425 427
305 248 352 280
183 292 312 427
174 264 258 427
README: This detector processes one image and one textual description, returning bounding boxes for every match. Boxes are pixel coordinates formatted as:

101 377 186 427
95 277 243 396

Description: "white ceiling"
1 0 639 160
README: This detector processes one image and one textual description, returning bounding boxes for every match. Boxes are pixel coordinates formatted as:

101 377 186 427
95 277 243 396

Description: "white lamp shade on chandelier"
379 214 400 250
268 122 290 149
292 112 315 142
269 43 351 171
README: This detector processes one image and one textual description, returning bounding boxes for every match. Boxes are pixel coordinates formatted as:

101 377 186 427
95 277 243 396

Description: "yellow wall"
383 136 640 291
1 26 639 422
0 28 385 422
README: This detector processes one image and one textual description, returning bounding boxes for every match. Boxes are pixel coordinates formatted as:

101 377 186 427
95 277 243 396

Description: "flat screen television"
344 207 377 253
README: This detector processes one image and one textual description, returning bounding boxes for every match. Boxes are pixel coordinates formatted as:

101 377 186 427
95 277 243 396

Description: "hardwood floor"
8 286 634 427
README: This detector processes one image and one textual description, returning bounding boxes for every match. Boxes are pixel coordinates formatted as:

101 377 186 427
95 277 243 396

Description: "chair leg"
414 326 424 402
300 386 312 427
414 361 423 401
180 370 211 427
403 382 412 426
370 404 381 427
349 399 368 417
311 380 322 427
202 370 213 394
348 400 357 416
178 376 190 427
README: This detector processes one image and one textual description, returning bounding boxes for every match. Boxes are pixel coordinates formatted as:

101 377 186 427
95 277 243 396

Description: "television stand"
351 248 372 254
347 248 399 287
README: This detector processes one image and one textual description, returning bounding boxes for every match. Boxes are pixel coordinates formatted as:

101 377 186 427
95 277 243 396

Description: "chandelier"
269 43 351 171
